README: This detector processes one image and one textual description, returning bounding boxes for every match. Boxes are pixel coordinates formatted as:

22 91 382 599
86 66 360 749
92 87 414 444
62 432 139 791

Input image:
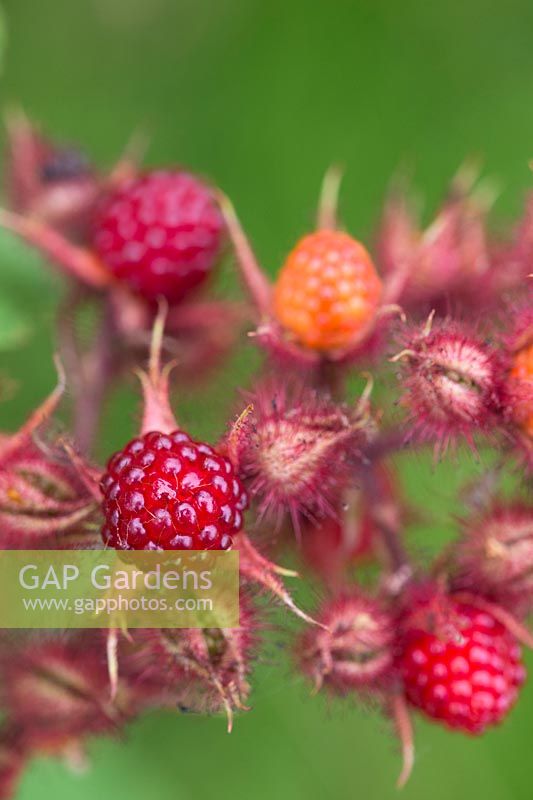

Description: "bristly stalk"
62 297 118 456
217 192 273 317
361 464 412 582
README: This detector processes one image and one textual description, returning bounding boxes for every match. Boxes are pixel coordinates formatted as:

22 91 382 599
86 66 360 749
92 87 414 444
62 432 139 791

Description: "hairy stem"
362 465 411 576
58 292 117 456
375 509 410 574
75 301 117 455
315 357 345 398
364 426 409 460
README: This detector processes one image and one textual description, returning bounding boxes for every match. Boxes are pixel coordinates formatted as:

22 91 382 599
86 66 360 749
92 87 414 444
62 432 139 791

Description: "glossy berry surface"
100 431 248 550
398 600 525 734
93 171 223 304
273 230 382 351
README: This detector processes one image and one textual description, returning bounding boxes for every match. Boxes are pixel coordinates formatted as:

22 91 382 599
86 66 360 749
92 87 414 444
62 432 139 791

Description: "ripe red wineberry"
100 431 248 551
93 170 223 304
398 598 525 734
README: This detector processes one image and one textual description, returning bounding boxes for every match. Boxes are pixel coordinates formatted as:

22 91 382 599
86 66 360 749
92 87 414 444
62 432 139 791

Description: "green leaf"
0 4 7 76
0 228 57 297
0 296 31 350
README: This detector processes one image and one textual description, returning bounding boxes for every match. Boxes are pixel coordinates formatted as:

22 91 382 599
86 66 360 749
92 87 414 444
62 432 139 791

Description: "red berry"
398 597 525 734
100 430 248 551
93 171 223 304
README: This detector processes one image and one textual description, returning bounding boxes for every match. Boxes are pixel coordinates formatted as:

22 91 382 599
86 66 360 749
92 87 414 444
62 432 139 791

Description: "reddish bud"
123 595 256 729
4 109 99 238
298 593 395 694
377 170 495 314
454 505 533 613
0 439 98 548
0 633 132 754
228 382 374 531
0 379 98 548
394 318 504 453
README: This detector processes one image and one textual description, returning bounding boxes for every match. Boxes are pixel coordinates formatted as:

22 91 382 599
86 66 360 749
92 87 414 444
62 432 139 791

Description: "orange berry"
510 342 533 436
273 230 382 351
510 343 533 381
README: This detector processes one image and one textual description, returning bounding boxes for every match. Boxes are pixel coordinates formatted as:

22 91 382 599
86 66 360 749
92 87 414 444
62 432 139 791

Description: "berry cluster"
298 588 527 734
0 114 531 795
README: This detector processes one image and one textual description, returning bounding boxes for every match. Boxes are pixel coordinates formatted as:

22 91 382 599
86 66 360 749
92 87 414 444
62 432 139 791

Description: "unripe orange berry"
511 342 533 381
273 230 382 351
510 342 533 436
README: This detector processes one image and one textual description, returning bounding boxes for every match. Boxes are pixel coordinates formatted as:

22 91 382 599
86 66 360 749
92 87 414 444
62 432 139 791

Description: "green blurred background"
0 1 532 798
